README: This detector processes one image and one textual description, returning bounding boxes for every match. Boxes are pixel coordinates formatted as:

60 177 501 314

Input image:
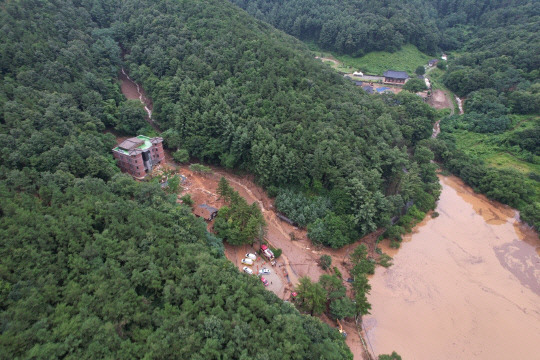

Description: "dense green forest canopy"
0 0 443 357
0 0 431 357
231 0 539 108
230 0 440 55
229 0 539 229
117 0 440 246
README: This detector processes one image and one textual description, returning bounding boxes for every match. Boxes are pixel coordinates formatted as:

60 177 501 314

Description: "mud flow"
364 175 540 359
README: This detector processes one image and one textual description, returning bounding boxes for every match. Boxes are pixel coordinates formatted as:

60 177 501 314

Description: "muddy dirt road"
172 164 373 359
364 175 540 359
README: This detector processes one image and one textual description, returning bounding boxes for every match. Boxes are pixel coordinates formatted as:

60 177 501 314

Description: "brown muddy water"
364 175 540 360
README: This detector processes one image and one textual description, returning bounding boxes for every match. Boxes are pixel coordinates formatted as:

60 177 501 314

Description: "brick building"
112 135 165 179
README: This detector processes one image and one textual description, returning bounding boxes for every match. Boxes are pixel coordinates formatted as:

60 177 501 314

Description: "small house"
353 71 364 77
383 70 409 84
428 59 439 67
194 204 219 221
354 81 363 86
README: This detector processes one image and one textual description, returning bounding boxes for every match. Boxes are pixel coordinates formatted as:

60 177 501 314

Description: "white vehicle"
245 253 257 261
258 268 271 275
241 258 254 266
353 71 364 77
243 266 253 275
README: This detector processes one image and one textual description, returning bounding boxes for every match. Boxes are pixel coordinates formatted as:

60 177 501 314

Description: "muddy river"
364 175 540 359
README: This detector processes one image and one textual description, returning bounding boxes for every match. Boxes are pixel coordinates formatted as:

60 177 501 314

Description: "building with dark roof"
112 135 165 179
428 59 439 67
383 70 409 84
194 204 219 221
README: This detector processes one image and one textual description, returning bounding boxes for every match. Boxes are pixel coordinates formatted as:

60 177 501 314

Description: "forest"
230 0 440 55
232 0 539 229
0 0 442 358
118 0 440 248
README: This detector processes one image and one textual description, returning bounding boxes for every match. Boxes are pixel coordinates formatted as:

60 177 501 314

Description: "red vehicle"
261 277 269 286
260 244 275 260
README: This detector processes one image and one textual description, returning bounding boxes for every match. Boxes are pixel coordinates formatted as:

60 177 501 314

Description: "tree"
379 352 402 360
403 78 427 92
166 175 181 194
189 163 213 174
329 298 357 320
319 255 332 270
296 277 327 316
173 149 189 163
319 274 346 300
350 244 368 264
217 176 233 201
415 66 425 75
436 60 447 70
115 100 147 134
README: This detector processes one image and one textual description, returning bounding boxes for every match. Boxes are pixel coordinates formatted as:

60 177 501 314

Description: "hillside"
0 0 442 358
230 0 539 228
0 0 353 358
119 0 440 247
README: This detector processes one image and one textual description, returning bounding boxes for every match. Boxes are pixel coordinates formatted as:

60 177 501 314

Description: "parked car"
260 277 269 286
245 253 257 261
258 268 271 275
241 258 253 266
243 266 253 275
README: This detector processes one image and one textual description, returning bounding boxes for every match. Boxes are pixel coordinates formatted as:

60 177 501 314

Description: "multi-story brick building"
112 135 165 179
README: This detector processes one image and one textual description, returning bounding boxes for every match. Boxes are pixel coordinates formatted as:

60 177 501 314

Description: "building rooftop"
383 70 409 79
194 204 219 220
113 135 162 155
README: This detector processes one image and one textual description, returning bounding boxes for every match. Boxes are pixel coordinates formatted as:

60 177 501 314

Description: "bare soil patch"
428 89 452 110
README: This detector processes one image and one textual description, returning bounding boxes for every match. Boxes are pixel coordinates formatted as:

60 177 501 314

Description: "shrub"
333 266 342 278
181 194 193 206
318 255 332 270
390 240 401 248
271 247 282 259
189 163 213 174
173 149 189 163
378 254 393 268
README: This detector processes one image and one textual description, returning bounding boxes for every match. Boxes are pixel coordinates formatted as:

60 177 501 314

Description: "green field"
449 115 540 201
336 44 432 75
310 43 432 76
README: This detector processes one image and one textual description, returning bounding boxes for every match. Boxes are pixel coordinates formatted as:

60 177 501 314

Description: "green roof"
113 135 153 155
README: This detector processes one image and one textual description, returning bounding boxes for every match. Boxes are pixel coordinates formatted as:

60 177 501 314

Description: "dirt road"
118 72 373 359
315 56 341 66
171 163 375 359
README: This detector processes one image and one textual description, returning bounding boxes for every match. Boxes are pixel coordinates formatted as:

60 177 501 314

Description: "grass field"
449 115 540 201
336 44 432 75
310 43 432 75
